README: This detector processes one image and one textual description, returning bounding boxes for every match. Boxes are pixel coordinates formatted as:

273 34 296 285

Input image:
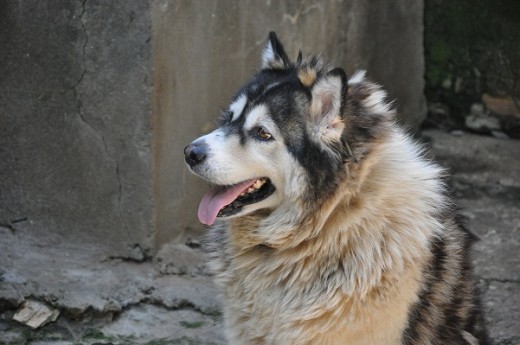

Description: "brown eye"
253 126 273 141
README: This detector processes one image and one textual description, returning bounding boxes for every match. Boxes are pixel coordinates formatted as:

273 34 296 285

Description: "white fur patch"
229 94 247 122
261 41 277 69
244 104 269 130
363 89 391 114
348 70 366 85
349 70 393 115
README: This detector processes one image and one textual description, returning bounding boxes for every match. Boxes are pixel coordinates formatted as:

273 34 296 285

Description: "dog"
184 32 489 345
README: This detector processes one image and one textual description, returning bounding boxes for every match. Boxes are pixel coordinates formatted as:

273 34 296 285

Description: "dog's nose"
184 143 207 167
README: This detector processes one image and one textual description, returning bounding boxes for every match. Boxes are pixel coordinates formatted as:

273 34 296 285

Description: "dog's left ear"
261 32 290 69
310 68 348 140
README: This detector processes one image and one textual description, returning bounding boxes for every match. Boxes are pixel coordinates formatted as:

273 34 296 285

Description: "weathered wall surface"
152 0 425 244
0 1 154 258
0 0 425 250
344 0 426 130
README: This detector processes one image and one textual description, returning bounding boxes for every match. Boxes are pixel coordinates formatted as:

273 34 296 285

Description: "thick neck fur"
226 126 447 298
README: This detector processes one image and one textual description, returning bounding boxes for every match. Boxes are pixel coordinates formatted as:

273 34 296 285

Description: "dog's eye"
252 126 273 141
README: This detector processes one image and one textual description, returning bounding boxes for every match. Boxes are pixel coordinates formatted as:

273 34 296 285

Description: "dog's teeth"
239 179 268 197
253 179 266 189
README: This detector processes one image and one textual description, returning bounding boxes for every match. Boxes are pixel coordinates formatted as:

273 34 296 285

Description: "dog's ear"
310 68 348 141
261 32 290 69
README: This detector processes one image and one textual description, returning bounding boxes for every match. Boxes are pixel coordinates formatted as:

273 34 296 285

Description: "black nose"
184 143 207 167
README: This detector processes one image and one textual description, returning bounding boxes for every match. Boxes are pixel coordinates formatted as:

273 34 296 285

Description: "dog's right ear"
309 68 348 142
261 32 290 69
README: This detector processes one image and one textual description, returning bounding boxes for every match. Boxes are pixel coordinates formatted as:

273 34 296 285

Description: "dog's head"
185 32 393 225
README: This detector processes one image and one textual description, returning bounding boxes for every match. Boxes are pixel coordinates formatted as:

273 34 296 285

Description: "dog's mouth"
198 177 276 225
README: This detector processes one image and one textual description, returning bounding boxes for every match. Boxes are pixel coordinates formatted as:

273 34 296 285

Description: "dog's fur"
185 33 489 345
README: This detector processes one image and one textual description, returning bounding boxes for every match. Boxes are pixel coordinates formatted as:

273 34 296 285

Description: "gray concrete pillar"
0 1 154 259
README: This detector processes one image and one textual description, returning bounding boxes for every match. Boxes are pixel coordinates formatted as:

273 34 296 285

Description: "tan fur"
298 68 317 87
206 130 448 344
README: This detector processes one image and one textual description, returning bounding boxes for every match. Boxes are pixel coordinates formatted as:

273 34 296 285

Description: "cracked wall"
0 1 154 257
0 0 425 252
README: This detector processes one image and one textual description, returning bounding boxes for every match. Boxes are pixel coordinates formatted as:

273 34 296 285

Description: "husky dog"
184 32 489 345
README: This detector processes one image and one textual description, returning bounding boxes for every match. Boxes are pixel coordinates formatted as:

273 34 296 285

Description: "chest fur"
209 240 423 345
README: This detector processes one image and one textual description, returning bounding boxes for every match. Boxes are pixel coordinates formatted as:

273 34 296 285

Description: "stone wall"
1 0 425 252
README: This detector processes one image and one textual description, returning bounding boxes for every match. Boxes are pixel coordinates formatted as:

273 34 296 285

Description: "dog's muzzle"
184 142 207 168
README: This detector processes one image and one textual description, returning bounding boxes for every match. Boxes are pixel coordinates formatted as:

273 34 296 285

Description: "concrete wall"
0 1 154 258
344 0 426 130
0 0 424 252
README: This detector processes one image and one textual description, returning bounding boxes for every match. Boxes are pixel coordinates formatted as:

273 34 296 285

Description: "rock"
482 94 520 118
465 114 501 134
99 304 225 344
154 243 208 276
13 300 59 329
129 244 146 262
465 99 520 138
465 103 501 134
0 328 29 345
470 103 485 115
482 94 520 138
29 342 75 345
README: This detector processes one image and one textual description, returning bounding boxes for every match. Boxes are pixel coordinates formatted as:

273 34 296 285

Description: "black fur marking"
455 212 480 243
289 134 344 198
343 91 389 161
402 224 490 345
267 31 290 67
457 220 491 344
327 67 348 115
220 118 247 146
402 236 446 345
296 50 303 64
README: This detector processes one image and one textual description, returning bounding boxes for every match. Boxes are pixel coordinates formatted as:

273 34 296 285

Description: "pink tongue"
198 178 258 225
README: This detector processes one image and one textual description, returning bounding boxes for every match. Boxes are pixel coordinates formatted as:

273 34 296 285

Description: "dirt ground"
1 129 519 345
